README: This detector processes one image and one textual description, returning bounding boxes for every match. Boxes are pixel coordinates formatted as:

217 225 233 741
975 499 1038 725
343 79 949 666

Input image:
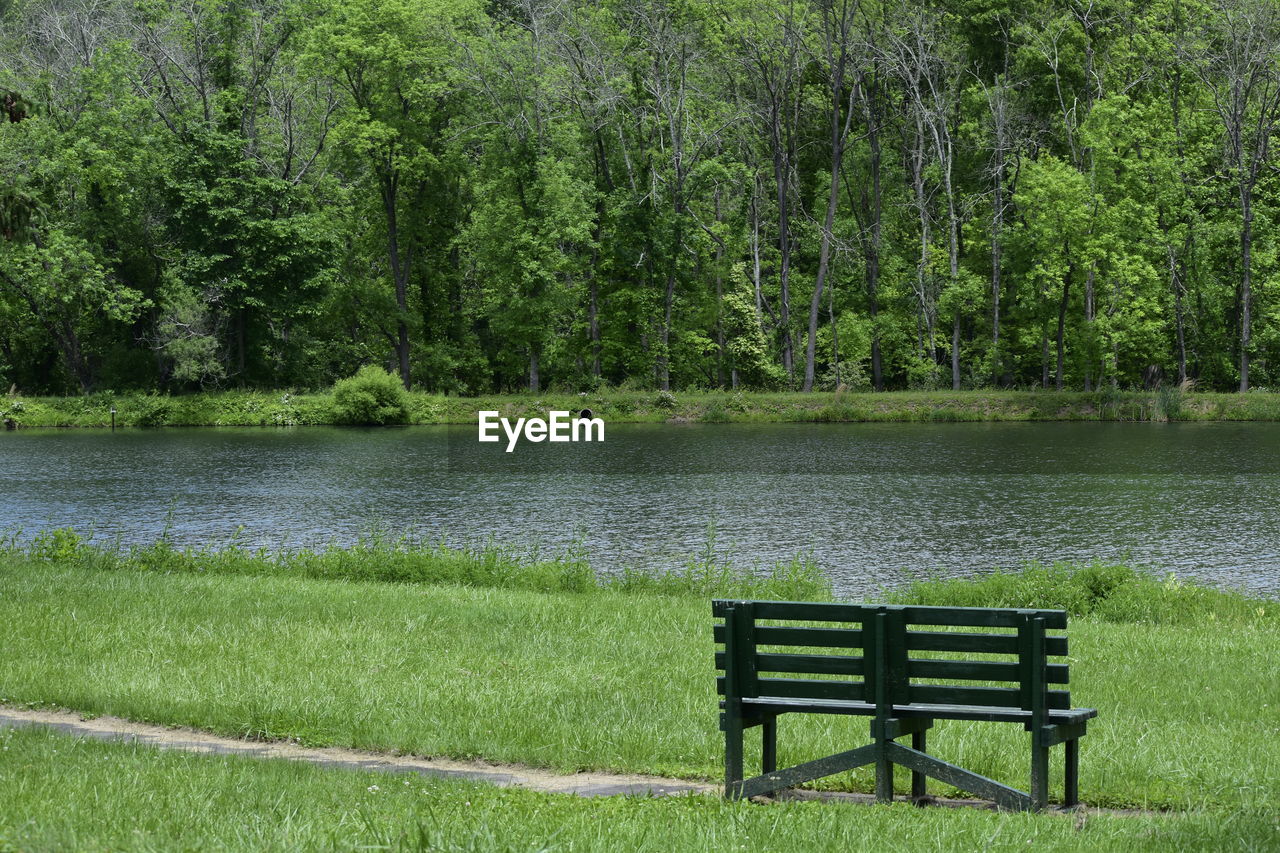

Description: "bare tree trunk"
986 72 1011 387
1057 261 1072 390
829 273 841 387
589 276 600 379
236 307 246 381
1042 334 1050 388
859 70 884 391
951 315 960 389
1240 185 1252 391
750 189 764 317
943 158 960 389
992 176 1003 384
774 134 794 380
804 54 855 392
1083 265 1095 391
909 114 934 368
381 178 411 390
1172 245 1188 384
714 185 726 387
658 217 681 392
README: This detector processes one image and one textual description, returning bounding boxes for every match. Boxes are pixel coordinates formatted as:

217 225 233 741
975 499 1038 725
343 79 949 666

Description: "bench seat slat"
910 684 1072 709
738 696 1096 725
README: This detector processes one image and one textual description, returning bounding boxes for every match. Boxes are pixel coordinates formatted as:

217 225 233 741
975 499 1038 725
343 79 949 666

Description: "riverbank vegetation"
4 1 1280 397
2 727 1273 852
1 545 1275 816
2 527 833 600
7 387 1280 428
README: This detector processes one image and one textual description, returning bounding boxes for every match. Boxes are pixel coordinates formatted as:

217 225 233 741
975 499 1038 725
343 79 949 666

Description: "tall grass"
892 561 1274 626
1 526 833 601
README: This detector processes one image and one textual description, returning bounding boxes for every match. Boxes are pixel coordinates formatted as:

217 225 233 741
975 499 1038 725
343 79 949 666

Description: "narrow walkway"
1 705 1124 813
0 706 711 798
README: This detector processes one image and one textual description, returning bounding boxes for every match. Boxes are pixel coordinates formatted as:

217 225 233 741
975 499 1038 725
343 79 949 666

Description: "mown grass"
1 559 1276 813
2 727 1276 853
6 388 1280 428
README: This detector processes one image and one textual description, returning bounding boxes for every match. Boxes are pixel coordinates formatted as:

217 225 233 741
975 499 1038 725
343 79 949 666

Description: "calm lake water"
3 422 1279 597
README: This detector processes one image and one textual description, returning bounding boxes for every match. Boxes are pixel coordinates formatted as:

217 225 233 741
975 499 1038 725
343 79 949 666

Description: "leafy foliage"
1 0 1279 394
331 366 409 425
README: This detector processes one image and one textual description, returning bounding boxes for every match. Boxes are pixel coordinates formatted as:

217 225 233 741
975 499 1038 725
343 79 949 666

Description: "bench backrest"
713 600 1071 716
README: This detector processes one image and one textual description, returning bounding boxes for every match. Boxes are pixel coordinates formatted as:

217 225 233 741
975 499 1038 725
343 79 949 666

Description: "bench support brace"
731 743 878 800
885 742 1033 811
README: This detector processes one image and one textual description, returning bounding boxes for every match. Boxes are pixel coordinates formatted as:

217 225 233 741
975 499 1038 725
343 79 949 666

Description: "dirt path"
0 705 711 798
1 705 1136 814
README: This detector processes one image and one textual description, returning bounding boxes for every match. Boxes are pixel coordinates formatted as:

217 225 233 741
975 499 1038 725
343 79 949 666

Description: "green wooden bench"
713 600 1096 811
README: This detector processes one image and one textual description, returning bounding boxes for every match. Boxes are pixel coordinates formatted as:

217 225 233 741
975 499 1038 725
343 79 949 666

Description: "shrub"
331 366 409 425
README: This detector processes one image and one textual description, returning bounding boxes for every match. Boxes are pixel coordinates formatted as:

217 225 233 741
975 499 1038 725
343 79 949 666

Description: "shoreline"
5 388 1280 428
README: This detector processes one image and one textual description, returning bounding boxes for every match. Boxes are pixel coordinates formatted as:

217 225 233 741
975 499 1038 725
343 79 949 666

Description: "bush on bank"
330 367 409 425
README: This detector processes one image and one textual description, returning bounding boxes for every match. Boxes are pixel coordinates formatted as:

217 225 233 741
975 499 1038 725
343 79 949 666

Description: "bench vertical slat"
1016 611 1034 710
1028 615 1049 811
885 608 910 706
873 609 894 803
737 602 758 697
721 604 744 798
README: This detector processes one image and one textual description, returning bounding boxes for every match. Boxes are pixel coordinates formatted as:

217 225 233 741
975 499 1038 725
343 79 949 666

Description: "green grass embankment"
6 388 1280 427
0 545 1275 815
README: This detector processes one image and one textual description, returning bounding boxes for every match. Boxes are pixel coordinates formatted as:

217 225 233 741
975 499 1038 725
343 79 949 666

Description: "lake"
2 422 1278 597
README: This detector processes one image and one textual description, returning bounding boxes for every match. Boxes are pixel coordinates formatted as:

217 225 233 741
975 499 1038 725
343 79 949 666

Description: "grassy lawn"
1 560 1276 817
2 726 1275 852
6 388 1280 428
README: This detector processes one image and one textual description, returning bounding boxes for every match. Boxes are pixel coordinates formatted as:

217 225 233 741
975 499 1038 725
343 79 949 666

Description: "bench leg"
762 716 777 775
910 729 927 801
724 709 744 799
1030 740 1049 811
1064 738 1079 808
875 739 893 803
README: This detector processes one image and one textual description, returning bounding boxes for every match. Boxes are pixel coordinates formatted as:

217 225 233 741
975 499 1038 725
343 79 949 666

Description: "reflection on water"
2 421 1278 597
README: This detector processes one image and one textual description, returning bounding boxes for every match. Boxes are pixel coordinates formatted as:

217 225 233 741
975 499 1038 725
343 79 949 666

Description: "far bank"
4 388 1280 429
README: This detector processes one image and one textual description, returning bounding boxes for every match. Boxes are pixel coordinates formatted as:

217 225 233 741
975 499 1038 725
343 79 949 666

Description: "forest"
1 0 1279 395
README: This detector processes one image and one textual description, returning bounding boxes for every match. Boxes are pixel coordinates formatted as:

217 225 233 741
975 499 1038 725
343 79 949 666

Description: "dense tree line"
2 0 1279 394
